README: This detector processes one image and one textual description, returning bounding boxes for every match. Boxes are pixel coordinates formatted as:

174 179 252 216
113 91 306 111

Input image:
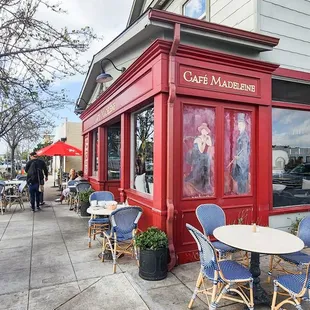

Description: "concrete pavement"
0 180 304 309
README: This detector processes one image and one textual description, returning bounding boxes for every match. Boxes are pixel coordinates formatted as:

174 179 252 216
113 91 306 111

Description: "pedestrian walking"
25 152 48 212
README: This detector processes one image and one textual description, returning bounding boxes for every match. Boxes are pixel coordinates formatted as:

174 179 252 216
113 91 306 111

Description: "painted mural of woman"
231 113 251 194
185 122 214 195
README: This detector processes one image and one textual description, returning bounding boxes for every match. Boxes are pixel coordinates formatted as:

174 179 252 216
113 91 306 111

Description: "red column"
119 113 130 202
83 133 92 179
256 105 272 226
153 93 168 229
98 126 106 186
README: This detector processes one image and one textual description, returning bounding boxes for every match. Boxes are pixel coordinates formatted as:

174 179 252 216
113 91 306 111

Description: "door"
176 100 257 263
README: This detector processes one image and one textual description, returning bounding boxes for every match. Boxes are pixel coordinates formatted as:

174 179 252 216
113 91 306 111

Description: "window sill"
270 205 310 216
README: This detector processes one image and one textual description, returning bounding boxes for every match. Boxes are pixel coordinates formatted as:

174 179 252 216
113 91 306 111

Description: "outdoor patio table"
87 205 126 219
213 225 304 306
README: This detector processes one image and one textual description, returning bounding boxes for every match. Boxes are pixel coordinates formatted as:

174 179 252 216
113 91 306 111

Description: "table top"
213 225 304 255
87 205 125 216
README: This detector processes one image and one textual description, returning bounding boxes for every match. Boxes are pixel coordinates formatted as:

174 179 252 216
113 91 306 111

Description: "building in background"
76 0 310 266
53 120 82 175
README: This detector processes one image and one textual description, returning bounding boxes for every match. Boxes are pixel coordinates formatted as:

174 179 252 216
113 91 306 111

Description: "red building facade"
80 10 310 268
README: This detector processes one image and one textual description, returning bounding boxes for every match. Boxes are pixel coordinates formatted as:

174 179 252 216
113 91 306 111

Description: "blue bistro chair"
268 216 310 282
101 206 143 273
87 191 114 248
196 204 238 259
186 224 254 310
271 262 310 310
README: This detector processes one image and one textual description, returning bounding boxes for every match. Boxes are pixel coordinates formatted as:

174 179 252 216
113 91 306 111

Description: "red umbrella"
37 141 82 156
36 141 82 187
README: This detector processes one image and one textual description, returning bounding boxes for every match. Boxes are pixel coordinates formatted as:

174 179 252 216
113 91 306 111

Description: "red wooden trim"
148 9 279 48
125 189 154 207
98 126 106 182
272 101 310 111
153 93 168 214
119 113 131 202
270 206 310 216
273 68 310 82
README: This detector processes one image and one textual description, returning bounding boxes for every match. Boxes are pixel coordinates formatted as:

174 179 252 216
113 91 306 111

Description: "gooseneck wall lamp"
96 58 126 84
74 97 87 115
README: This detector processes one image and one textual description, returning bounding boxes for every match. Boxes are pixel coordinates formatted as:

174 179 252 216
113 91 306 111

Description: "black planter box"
139 248 168 281
80 201 90 216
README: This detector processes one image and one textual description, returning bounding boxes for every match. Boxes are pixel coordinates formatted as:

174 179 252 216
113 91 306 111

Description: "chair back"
196 204 226 237
186 224 219 274
76 182 91 193
298 216 310 247
67 180 78 186
110 207 143 241
18 181 27 193
89 191 114 202
0 184 4 197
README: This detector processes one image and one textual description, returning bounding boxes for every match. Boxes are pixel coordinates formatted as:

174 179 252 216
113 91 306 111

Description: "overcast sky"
0 0 134 154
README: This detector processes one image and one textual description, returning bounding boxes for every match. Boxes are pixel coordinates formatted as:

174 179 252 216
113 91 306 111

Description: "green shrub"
135 227 168 250
289 217 304 235
79 189 95 203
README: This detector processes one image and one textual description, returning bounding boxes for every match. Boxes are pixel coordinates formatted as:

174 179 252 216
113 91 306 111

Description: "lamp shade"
96 72 113 83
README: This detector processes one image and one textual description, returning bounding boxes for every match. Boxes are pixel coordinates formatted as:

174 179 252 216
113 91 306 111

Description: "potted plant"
135 227 168 281
79 189 94 216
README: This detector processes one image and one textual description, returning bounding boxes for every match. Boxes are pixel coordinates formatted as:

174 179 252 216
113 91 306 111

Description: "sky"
0 0 134 153
272 108 310 148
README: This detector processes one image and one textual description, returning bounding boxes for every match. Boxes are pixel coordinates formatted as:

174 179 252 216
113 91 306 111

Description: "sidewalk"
0 180 288 309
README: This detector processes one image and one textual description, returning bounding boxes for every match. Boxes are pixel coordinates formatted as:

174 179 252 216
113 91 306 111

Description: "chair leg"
271 283 278 310
188 272 203 309
268 255 274 283
112 233 117 273
88 225 92 248
249 280 254 309
101 235 106 262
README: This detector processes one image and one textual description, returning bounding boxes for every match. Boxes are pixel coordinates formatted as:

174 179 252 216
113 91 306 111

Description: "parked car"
273 163 310 189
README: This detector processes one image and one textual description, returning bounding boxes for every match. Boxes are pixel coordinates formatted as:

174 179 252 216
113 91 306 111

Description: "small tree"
0 0 97 137
2 114 53 177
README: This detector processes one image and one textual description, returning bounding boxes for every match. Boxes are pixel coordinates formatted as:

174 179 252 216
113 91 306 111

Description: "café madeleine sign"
180 66 259 96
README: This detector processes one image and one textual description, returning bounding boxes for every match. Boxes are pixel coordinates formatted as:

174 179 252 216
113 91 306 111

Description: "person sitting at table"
55 168 77 203
75 170 86 181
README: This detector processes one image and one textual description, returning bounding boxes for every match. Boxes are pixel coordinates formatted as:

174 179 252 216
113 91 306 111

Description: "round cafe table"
213 225 304 306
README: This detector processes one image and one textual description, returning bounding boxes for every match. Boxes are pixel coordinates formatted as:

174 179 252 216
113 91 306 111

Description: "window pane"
92 129 98 175
133 106 154 195
224 111 252 195
183 105 215 198
272 108 310 208
183 0 206 19
107 123 121 180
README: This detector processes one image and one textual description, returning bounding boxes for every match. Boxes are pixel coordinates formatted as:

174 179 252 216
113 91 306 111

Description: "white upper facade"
130 0 310 73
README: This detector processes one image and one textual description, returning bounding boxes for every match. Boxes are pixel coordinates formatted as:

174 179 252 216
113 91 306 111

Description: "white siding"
164 0 255 31
143 0 154 11
259 0 310 72
211 0 255 31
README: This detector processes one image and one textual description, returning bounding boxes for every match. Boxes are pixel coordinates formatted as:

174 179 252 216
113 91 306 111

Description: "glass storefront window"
92 129 98 176
132 105 154 195
107 123 121 180
272 108 310 208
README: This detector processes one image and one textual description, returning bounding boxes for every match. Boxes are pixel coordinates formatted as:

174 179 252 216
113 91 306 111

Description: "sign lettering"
180 66 259 96
95 102 117 123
